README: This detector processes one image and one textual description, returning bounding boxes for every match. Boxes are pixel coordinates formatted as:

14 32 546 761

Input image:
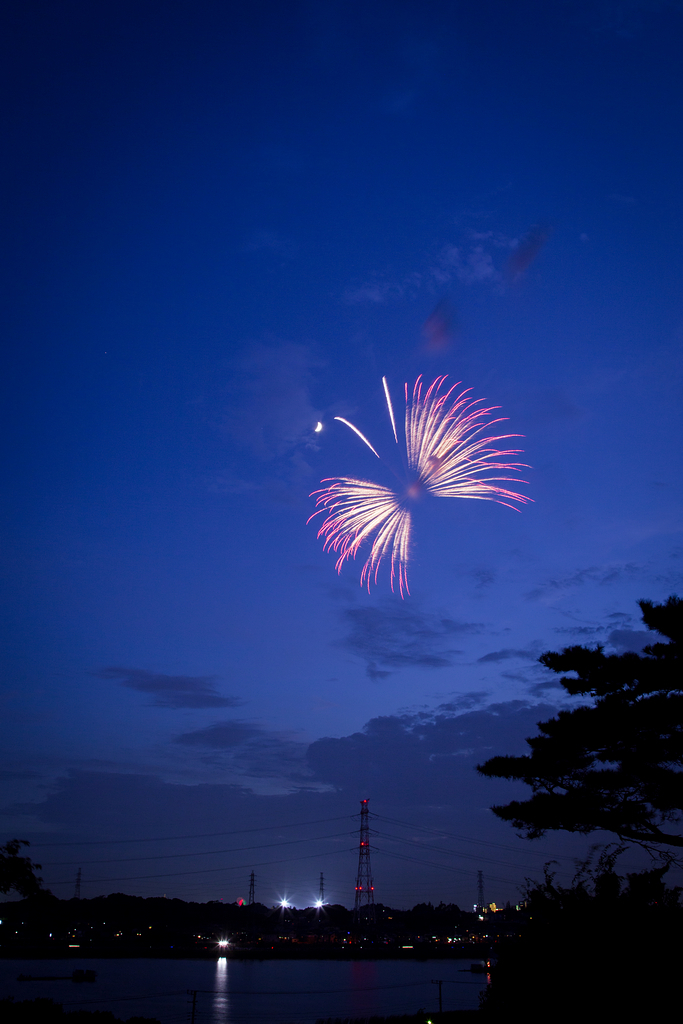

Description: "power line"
32 815 351 848
62 991 187 1006
377 814 575 859
45 847 350 887
377 816 652 875
47 832 529 893
375 827 548 872
376 847 520 887
62 978 486 1007
47 830 351 867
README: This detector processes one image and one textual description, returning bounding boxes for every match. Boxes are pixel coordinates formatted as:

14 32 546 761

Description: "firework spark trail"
382 375 399 444
309 376 530 596
333 417 381 458
312 479 412 596
405 376 529 508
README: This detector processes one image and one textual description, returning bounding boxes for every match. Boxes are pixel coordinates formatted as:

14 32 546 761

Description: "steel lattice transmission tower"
248 870 255 906
353 798 376 926
74 868 81 900
319 872 325 904
476 870 485 913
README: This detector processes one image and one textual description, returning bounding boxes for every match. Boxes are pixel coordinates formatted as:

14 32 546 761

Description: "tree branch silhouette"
478 595 683 856
0 839 49 897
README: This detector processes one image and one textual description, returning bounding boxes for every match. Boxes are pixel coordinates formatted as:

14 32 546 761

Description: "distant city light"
217 940 229 947
314 899 324 908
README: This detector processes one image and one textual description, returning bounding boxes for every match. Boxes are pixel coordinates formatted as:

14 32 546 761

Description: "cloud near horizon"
173 720 315 789
4 697 615 907
6 697 561 831
306 699 559 803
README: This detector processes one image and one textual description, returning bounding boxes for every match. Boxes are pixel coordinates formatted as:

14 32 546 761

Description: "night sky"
2 0 682 910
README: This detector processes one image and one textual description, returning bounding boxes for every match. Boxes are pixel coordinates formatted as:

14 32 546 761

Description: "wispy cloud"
553 625 605 637
432 242 499 285
431 691 490 713
472 568 496 589
343 224 528 305
478 647 539 664
528 678 567 696
607 611 634 624
526 562 642 600
175 721 262 746
174 720 315 786
338 602 483 677
344 274 422 305
246 230 299 261
98 668 242 710
606 628 659 654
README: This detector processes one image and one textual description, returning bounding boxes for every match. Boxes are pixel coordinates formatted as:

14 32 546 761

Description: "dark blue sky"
2 0 682 908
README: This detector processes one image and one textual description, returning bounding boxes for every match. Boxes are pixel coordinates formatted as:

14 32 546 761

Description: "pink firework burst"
308 376 531 596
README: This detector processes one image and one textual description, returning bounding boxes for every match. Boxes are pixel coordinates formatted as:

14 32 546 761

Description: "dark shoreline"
0 947 487 961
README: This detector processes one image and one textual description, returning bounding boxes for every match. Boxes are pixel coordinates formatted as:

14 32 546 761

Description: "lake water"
0 958 488 1023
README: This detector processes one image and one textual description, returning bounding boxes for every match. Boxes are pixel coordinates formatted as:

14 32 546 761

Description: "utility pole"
353 798 375 927
187 989 197 1024
477 870 485 913
319 872 324 904
248 870 255 906
74 868 81 900
431 979 443 1015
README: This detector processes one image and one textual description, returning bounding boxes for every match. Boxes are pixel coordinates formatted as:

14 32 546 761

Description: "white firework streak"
309 376 530 595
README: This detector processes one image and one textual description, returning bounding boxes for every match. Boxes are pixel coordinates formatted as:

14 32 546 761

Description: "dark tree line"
479 855 682 1020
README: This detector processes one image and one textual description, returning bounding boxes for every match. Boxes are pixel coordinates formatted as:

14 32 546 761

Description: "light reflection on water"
350 960 378 1019
212 957 229 1024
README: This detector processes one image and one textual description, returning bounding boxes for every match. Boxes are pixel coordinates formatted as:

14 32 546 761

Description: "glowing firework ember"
308 376 530 596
